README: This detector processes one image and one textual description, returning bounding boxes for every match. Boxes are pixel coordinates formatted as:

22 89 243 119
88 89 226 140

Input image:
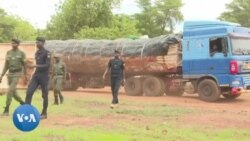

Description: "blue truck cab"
182 21 250 101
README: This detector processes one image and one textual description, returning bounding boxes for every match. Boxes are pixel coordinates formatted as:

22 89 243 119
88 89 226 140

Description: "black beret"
36 37 46 43
11 38 20 44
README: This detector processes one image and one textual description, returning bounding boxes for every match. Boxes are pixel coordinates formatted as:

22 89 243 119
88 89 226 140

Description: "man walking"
52 54 66 105
25 37 51 119
103 50 125 108
0 39 26 116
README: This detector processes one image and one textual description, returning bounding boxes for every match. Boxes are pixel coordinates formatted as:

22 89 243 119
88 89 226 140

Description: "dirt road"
73 87 250 111
63 87 250 129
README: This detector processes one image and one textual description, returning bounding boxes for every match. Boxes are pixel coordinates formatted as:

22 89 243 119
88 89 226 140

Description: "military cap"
36 37 46 43
11 38 20 44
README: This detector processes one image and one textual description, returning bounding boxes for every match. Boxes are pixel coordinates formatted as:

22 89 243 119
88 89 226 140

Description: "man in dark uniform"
0 39 26 116
103 50 125 108
25 37 51 119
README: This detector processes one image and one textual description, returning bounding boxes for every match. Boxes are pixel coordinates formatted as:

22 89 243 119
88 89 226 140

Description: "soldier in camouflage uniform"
0 39 26 116
52 54 66 105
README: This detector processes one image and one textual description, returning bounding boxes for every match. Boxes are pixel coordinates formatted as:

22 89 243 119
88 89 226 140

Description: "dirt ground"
49 87 250 130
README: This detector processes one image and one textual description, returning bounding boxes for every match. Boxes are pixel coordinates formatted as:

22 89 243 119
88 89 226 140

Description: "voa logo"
17 113 37 123
13 104 40 132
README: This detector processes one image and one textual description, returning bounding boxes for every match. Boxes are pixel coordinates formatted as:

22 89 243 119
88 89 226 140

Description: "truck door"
206 37 230 74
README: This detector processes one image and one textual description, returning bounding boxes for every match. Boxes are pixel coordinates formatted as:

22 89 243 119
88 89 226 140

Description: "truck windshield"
231 37 250 55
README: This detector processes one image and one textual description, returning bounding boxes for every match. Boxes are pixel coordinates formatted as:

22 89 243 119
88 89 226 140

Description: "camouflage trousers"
6 75 24 106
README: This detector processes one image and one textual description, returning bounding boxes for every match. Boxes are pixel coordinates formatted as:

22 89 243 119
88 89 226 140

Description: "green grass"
0 128 132 141
0 90 249 141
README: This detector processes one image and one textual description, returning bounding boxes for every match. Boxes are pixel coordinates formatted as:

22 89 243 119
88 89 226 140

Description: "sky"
0 0 233 30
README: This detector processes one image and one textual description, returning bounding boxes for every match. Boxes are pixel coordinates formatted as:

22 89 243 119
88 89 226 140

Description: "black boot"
53 96 59 105
1 105 9 116
40 109 47 120
20 101 25 105
59 94 64 104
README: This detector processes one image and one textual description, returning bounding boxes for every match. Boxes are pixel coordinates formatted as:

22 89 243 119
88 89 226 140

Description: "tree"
135 0 160 37
135 0 183 37
13 18 37 41
0 8 14 42
74 14 139 39
155 0 183 34
46 0 121 39
219 0 250 27
0 8 36 42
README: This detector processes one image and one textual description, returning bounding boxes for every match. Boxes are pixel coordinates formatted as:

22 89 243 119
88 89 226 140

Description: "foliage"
12 18 37 41
46 0 121 39
74 14 139 39
0 8 36 42
135 0 183 37
219 0 250 27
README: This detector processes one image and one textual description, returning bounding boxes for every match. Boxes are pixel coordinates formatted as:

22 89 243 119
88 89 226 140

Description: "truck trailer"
43 20 250 102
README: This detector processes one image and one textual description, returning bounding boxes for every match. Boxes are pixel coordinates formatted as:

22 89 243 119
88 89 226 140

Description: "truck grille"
242 74 250 88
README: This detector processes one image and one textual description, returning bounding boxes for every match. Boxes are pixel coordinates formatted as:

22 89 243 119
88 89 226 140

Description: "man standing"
25 37 51 119
0 39 26 116
103 50 125 108
52 54 66 105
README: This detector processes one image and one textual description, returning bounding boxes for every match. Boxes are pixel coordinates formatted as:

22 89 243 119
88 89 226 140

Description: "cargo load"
45 35 182 76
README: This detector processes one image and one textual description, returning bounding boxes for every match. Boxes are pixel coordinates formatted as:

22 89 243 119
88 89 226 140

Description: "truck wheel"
222 94 241 99
143 77 164 96
125 77 143 96
197 79 220 102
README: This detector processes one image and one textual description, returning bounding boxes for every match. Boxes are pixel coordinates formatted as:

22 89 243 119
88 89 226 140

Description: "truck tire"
197 79 220 102
125 77 143 96
222 94 241 99
143 76 164 96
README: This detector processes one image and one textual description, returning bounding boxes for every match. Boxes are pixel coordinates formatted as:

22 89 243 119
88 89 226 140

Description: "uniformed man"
52 54 66 105
25 37 51 119
103 50 125 108
0 39 26 116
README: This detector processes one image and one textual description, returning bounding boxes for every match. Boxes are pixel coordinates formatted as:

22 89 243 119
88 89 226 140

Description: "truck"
38 20 250 101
